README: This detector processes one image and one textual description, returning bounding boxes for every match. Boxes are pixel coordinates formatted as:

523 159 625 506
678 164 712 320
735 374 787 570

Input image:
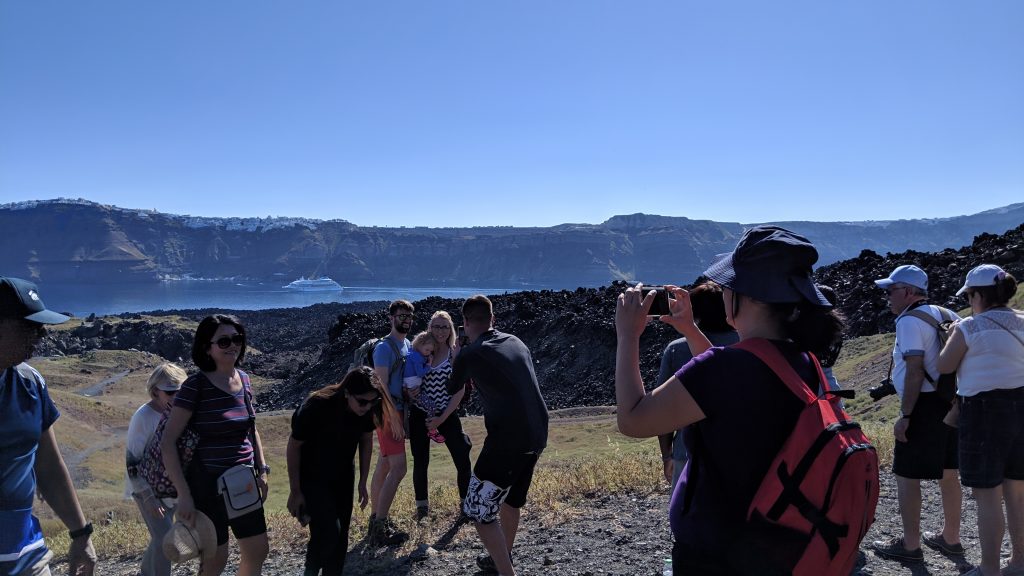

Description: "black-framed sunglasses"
430 324 451 330
349 394 382 407
161 389 178 396
211 334 245 349
394 313 413 321
884 286 908 296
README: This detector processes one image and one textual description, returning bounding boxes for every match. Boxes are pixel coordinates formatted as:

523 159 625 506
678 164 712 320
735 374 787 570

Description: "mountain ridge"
3 197 1023 287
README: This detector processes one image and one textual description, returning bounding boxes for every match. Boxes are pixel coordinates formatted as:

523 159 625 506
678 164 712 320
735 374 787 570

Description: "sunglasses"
884 286 908 296
430 325 451 330
211 334 245 349
394 313 413 321
350 395 382 407
161 389 178 396
963 291 976 299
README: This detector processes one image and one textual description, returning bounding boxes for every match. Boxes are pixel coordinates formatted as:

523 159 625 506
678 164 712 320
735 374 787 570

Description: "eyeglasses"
350 395 381 407
161 389 178 396
884 286 908 296
430 325 451 330
394 313 413 321
211 334 245 349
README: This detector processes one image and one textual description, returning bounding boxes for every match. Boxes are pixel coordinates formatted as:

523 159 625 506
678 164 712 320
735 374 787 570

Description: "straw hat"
163 510 218 564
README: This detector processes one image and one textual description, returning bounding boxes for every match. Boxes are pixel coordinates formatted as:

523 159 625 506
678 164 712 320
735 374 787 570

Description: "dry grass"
36 325 924 564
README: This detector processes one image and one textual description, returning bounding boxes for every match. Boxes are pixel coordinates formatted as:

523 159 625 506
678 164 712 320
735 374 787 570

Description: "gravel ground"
68 467 1003 575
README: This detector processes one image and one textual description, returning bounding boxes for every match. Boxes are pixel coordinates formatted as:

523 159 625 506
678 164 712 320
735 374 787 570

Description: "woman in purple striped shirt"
161 315 270 576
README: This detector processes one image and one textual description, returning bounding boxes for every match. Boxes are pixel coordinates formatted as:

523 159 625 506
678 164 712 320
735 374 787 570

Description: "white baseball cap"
956 264 1008 296
874 265 928 291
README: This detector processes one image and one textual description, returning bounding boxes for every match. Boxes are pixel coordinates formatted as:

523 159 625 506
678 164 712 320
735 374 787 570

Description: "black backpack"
348 336 404 378
900 306 959 402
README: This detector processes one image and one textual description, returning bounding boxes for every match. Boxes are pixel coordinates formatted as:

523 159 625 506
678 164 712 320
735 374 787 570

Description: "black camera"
868 379 896 401
645 286 672 317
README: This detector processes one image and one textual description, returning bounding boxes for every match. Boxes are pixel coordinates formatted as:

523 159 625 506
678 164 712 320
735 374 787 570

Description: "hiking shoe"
369 517 408 546
428 428 446 443
870 536 924 563
415 505 430 521
475 553 513 574
923 531 965 556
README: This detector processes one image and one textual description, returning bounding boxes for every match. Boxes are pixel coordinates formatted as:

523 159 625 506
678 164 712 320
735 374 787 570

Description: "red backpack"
731 339 879 576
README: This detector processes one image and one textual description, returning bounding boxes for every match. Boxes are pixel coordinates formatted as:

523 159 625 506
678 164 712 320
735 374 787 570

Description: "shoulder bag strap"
238 370 260 467
980 313 1024 350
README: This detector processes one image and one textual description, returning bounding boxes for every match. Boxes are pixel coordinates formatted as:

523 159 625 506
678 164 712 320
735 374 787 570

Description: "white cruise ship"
283 277 343 291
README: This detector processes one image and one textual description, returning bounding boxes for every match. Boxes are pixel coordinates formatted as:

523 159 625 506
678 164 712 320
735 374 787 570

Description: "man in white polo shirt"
870 265 964 564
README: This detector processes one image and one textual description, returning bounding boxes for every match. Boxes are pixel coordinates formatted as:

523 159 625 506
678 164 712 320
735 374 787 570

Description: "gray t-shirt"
450 329 548 454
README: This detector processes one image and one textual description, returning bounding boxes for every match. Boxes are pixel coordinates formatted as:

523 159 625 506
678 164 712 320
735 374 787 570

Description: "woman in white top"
939 264 1024 576
124 362 187 576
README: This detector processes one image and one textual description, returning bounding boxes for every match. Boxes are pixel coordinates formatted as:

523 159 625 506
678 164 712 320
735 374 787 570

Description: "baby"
402 332 445 443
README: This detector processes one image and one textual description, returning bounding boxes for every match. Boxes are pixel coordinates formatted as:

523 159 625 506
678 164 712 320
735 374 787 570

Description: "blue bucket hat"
0 277 70 324
703 226 831 307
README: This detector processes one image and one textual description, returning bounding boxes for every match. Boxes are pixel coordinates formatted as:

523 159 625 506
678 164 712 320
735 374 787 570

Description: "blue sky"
1 1 1021 227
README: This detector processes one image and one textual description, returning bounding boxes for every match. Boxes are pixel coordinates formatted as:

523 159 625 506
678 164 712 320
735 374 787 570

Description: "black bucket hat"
703 226 831 307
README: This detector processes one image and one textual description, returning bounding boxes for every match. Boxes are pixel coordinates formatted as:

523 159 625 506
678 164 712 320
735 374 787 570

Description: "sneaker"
870 536 924 563
428 429 446 443
415 505 430 521
922 531 965 556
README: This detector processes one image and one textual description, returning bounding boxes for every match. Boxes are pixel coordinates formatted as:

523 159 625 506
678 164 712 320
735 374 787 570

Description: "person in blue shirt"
0 277 96 576
367 300 413 546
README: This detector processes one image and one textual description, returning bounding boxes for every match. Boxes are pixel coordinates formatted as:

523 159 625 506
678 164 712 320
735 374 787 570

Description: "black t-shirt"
290 394 376 491
450 329 548 453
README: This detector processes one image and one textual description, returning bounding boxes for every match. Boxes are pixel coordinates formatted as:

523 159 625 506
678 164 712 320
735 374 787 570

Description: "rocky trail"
70 466 1001 575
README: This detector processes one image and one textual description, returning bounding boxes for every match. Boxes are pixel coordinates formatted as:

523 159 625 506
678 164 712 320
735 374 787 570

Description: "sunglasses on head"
350 394 382 407
211 334 245 349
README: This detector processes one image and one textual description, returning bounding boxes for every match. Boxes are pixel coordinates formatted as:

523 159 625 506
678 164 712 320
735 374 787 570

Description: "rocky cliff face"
36 222 1024 412
4 199 1023 288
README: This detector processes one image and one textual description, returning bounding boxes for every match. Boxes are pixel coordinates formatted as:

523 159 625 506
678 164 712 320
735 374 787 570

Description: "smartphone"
646 286 672 317
457 325 469 346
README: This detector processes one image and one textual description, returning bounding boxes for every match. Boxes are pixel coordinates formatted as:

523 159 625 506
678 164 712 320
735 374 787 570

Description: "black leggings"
304 473 354 576
409 406 472 503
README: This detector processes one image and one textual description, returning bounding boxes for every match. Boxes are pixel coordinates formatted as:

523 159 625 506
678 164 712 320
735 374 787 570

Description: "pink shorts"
376 412 406 457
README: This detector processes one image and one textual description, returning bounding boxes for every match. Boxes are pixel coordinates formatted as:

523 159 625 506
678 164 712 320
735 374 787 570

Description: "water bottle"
663 558 673 576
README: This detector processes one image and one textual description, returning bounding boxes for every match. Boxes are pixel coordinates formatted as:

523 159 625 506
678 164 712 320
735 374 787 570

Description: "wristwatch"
69 522 93 540
259 463 271 476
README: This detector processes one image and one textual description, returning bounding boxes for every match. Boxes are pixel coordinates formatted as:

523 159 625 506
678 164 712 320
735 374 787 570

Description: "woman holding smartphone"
287 366 393 576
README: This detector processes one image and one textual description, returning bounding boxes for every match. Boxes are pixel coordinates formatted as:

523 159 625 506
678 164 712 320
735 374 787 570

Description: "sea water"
41 280 536 317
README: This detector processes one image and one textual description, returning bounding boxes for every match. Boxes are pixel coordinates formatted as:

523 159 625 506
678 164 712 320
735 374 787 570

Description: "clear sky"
1 1 1021 228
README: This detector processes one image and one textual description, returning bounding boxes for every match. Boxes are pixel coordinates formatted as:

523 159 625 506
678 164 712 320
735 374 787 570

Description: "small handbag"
216 371 264 519
217 464 262 519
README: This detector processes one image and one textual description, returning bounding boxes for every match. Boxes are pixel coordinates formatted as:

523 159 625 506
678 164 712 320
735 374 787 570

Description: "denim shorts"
960 387 1024 488
892 392 958 480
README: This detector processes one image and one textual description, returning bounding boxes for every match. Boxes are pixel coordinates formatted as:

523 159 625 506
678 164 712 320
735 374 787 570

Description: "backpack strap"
900 307 947 384
383 336 404 378
732 338 825 405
